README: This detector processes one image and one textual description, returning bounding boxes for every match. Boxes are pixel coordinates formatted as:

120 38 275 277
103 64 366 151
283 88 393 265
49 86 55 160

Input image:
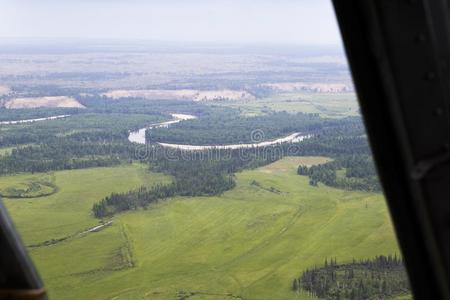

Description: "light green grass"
0 173 57 198
213 92 359 118
4 158 401 299
3 164 170 245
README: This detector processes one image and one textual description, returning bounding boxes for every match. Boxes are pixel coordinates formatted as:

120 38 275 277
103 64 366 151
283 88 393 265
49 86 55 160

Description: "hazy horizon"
0 0 341 46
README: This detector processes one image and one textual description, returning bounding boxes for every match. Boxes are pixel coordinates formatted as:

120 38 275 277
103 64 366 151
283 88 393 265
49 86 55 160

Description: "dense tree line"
0 99 229 149
0 111 168 174
0 102 380 219
0 108 82 122
90 115 375 217
294 255 410 299
92 146 285 218
93 174 235 218
297 155 381 192
77 97 217 116
0 107 367 176
148 111 339 145
0 113 165 147
0 140 134 175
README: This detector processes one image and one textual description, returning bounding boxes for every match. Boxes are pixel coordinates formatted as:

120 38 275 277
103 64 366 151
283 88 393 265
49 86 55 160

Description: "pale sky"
0 0 341 45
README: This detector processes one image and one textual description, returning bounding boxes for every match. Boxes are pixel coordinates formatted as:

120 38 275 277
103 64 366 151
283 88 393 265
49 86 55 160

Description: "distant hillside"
101 89 256 102
261 82 354 93
3 96 85 109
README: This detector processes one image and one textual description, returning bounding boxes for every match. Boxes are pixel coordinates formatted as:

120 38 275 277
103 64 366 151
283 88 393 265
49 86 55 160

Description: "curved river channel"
0 115 70 125
128 113 311 150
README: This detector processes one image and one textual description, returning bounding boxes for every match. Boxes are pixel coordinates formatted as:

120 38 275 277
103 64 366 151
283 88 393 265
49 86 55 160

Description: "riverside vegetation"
0 101 409 299
0 42 408 299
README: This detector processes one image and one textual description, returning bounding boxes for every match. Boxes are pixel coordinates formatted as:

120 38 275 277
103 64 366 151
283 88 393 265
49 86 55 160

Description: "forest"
0 102 367 176
0 40 403 300
294 256 410 299
92 116 372 217
0 96 402 300
148 111 346 145
93 146 285 217
0 101 381 218
0 107 82 122
0 98 229 148
298 154 381 192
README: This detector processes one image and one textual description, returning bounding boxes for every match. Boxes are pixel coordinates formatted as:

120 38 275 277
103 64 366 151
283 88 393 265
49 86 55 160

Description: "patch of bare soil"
0 86 11 96
261 82 353 93
4 96 85 109
101 89 255 101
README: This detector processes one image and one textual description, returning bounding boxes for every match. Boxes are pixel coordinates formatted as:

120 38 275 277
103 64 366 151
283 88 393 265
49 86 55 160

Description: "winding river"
0 115 70 125
128 114 197 144
1 113 309 149
128 113 311 150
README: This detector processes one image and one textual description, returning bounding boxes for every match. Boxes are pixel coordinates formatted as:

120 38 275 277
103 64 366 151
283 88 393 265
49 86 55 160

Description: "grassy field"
3 158 402 299
0 173 57 198
212 92 359 118
3 164 171 246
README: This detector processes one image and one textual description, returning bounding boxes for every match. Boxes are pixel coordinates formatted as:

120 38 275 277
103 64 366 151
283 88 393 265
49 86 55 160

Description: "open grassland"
101 89 255 102
4 158 400 299
3 164 170 246
0 173 57 198
212 92 359 118
260 82 352 93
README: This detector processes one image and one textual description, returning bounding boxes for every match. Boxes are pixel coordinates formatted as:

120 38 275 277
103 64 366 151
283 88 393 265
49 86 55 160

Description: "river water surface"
128 114 197 144
128 113 311 150
0 115 70 125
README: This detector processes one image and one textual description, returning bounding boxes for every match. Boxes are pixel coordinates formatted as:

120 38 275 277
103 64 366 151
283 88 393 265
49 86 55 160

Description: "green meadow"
2 158 401 299
3 164 171 246
212 93 359 118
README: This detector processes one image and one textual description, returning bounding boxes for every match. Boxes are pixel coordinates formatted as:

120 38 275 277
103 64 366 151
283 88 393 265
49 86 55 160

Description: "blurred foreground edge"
0 202 47 300
333 0 450 299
